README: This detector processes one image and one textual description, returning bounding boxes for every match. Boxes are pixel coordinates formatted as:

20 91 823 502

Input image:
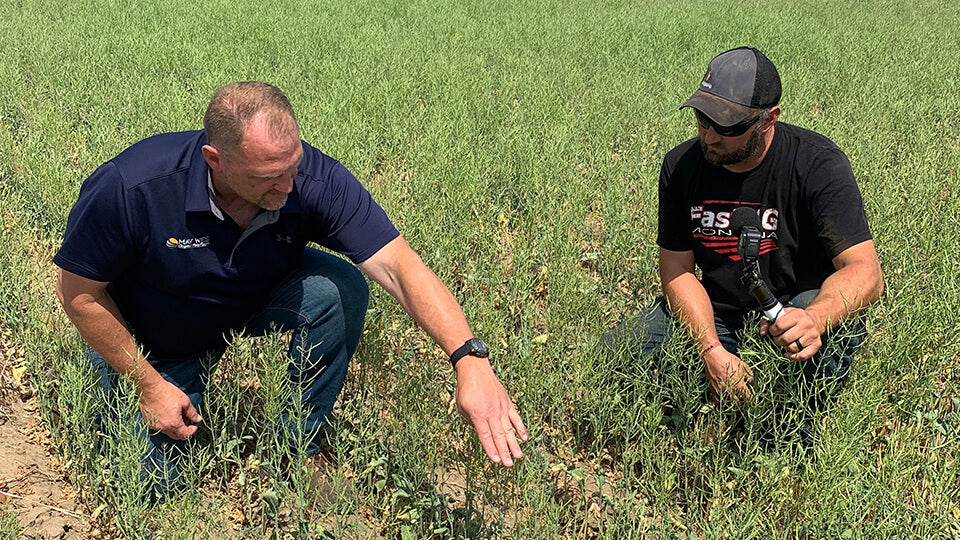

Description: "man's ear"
201 144 222 172
764 106 782 130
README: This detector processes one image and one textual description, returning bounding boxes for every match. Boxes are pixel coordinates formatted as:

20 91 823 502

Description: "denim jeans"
91 247 369 498
600 290 866 405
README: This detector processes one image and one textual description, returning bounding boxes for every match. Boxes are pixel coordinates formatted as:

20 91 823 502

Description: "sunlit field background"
1 0 958 537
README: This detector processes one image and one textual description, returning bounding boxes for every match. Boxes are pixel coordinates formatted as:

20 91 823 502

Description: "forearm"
360 238 525 463
661 263 753 399
662 272 721 352
388 267 474 356
804 260 883 334
359 237 474 356
57 281 162 389
56 271 203 438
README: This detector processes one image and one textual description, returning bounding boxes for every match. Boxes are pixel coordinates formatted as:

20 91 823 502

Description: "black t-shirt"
657 122 873 314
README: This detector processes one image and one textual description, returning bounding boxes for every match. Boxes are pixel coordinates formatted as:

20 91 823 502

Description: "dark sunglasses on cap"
694 109 762 137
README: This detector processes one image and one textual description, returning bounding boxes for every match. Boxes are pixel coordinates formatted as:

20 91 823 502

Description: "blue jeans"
91 247 368 497
601 290 866 404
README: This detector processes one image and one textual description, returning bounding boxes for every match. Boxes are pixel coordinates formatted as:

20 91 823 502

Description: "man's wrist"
701 340 723 357
450 338 489 367
453 354 492 376
802 305 830 335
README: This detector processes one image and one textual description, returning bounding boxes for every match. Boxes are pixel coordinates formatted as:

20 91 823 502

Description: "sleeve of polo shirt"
802 147 873 258
54 162 138 282
300 156 400 264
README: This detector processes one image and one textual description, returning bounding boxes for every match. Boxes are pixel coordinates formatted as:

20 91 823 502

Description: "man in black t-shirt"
603 47 883 410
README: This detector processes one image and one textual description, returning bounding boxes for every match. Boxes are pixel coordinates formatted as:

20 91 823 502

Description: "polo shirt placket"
204 172 282 268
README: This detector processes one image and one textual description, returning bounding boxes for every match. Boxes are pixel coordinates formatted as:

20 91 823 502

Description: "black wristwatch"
450 338 489 367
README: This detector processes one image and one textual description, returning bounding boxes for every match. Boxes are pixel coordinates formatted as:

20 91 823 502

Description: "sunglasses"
694 109 762 137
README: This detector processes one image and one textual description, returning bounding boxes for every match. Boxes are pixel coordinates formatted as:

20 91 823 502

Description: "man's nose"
277 174 294 193
702 127 722 144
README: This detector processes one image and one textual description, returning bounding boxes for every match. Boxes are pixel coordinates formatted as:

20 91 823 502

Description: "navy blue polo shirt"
54 130 399 362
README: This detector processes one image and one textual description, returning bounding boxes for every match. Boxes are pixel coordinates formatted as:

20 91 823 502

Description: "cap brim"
680 90 757 127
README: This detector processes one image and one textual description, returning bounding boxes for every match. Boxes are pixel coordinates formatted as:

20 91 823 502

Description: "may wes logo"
166 236 210 249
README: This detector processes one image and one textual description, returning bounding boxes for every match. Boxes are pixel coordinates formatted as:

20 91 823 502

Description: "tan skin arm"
55 269 202 440
358 236 528 466
761 239 884 360
659 248 753 401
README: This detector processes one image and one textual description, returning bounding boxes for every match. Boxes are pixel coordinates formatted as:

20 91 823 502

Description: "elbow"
658 251 696 290
874 267 885 303
54 269 92 320
860 259 884 307
54 270 67 310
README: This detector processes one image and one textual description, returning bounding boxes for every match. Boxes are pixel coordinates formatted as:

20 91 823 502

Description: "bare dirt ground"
0 331 87 539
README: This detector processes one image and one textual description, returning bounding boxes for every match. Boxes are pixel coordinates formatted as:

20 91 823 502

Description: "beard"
700 124 766 166
258 192 289 211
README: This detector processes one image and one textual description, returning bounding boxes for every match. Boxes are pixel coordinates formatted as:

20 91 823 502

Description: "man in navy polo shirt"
55 81 527 495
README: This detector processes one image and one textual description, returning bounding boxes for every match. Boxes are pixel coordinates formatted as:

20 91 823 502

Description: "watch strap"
450 338 489 367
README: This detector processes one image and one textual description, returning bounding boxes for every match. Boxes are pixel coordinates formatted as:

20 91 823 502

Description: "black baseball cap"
680 46 781 127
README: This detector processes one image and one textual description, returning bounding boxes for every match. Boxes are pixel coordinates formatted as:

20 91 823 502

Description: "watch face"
469 338 489 357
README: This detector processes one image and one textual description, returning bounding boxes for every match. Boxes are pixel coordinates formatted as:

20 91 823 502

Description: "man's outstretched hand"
138 377 202 441
454 356 528 467
703 346 754 403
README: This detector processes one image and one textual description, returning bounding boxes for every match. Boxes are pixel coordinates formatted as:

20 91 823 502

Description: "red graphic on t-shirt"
690 202 779 261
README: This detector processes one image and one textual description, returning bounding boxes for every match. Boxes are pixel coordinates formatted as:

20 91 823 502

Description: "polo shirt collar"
205 171 225 220
185 131 215 213
183 131 304 216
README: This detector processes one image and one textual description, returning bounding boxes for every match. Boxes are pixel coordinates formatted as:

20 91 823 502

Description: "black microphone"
730 207 761 231
730 207 762 258
730 207 784 322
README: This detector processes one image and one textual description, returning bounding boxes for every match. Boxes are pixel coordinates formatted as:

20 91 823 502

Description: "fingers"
775 323 821 360
472 405 525 467
786 335 822 361
473 423 503 465
501 407 526 462
492 422 515 467
708 356 753 403
767 307 804 343
508 406 529 443
729 370 753 401
141 390 201 441
742 362 755 384
173 401 202 440
184 401 203 425
156 411 197 440
767 309 823 360
712 378 751 404
160 393 201 440
455 367 526 467
172 423 198 440
148 415 195 441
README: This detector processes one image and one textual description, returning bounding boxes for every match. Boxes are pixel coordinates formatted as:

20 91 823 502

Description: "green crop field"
2 0 959 537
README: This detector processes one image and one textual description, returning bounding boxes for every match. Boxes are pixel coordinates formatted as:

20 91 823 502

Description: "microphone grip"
749 280 785 322
760 298 785 323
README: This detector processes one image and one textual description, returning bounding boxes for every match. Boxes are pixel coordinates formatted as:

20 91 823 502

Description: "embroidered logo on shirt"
166 236 210 249
275 234 293 244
